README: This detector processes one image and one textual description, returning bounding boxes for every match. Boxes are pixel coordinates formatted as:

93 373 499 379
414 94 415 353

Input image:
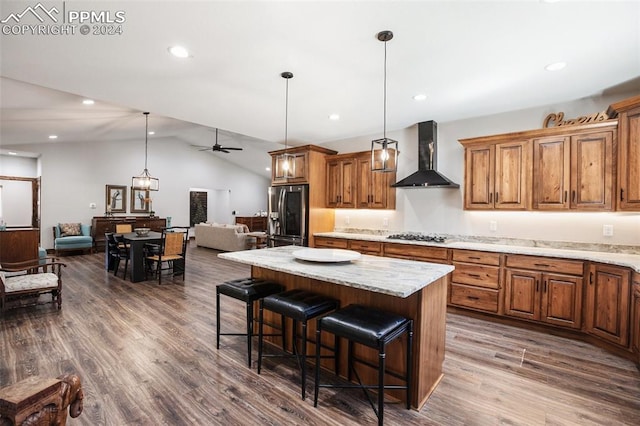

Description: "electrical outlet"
603 224 614 237
345 216 350 225
382 217 389 228
489 220 497 232
89 202 96 209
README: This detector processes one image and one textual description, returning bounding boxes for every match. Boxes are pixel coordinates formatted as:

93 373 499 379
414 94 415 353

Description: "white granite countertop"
315 232 640 273
218 245 454 298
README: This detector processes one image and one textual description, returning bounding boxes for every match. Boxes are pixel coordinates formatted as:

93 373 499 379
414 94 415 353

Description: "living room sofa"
52 223 93 256
194 223 250 252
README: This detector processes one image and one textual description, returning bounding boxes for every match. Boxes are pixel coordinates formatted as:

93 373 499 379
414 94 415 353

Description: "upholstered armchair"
52 223 93 256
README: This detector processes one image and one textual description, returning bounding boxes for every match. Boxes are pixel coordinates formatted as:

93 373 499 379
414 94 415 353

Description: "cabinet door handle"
543 279 547 293
489 192 493 204
564 191 567 203
468 256 481 260
467 296 480 301
534 263 550 268
495 192 499 203
536 279 540 292
467 273 482 279
620 188 624 201
572 190 576 203
590 272 594 285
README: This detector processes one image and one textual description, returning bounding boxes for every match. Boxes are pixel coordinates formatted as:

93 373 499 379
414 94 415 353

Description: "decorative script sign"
543 111 609 128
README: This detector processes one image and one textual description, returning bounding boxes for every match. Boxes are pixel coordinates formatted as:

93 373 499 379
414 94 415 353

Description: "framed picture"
105 185 127 213
131 188 150 213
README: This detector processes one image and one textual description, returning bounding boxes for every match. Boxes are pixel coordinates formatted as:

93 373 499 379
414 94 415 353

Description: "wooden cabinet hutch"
91 216 166 251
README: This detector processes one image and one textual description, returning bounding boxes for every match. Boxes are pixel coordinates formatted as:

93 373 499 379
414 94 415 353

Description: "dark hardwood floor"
1 242 639 425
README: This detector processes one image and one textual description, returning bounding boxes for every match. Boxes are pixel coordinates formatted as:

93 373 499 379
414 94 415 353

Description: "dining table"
104 231 162 282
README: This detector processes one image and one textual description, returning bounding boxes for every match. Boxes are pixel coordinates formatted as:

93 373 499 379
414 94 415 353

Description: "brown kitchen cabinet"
585 263 631 347
326 155 357 208
449 249 502 314
313 236 348 249
504 254 583 329
462 140 531 210
533 127 614 210
608 95 640 211
269 145 337 186
632 274 640 362
348 240 382 256
383 242 448 263
356 152 396 209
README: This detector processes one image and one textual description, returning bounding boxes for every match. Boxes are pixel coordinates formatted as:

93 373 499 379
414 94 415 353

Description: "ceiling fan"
196 128 243 153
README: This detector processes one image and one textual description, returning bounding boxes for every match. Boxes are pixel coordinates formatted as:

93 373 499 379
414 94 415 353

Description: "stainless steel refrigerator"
267 184 309 247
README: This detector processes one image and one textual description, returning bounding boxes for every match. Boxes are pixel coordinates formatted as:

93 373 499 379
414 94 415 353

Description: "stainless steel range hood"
392 120 459 188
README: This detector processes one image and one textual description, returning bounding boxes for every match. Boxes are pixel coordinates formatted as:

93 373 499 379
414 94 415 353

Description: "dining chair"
113 234 131 279
145 227 189 284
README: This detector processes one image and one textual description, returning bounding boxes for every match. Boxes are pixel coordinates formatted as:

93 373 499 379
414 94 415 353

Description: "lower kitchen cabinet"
630 275 640 361
449 250 502 314
585 263 631 347
314 236 348 249
504 255 583 329
348 240 382 256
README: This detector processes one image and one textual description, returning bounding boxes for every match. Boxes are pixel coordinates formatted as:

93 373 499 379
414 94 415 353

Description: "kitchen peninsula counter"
219 246 455 409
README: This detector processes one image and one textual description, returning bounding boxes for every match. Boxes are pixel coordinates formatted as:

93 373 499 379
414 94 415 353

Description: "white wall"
322 90 640 246
3 138 270 249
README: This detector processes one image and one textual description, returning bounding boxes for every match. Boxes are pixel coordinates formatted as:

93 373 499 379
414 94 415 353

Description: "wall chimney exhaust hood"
391 120 459 188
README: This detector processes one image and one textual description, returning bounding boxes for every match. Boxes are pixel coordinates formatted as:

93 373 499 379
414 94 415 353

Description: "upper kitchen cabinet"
269 145 337 186
608 95 640 211
324 150 396 210
533 126 615 211
460 120 617 211
326 154 357 208
356 152 396 209
460 138 531 210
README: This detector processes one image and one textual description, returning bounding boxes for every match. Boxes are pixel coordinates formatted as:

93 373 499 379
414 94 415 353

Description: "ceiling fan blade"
220 147 243 151
198 147 213 151
220 149 230 153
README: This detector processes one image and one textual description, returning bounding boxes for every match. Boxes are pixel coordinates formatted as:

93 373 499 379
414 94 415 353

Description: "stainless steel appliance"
267 184 309 247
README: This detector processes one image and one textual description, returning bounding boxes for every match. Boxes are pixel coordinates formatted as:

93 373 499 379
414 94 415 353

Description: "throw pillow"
59 222 82 237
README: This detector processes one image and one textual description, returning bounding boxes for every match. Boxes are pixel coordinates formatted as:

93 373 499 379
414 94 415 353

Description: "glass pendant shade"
278 152 295 177
371 137 398 172
132 112 159 191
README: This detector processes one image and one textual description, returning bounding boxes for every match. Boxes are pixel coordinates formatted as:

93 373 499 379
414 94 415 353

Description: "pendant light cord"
383 38 387 140
144 112 149 171
285 77 289 151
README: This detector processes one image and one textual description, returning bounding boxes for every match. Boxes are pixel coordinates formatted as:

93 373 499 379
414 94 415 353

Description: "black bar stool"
313 304 413 426
258 289 338 400
216 278 284 368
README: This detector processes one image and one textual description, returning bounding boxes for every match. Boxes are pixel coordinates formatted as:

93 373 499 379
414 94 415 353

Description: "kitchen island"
219 246 455 409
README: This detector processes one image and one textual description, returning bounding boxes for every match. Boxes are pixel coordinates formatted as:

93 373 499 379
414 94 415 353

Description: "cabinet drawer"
349 240 382 255
505 254 584 276
450 283 499 313
452 249 500 266
383 243 449 263
452 263 500 289
314 237 348 249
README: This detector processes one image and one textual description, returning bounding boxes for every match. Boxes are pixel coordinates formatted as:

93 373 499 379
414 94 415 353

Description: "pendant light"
278 71 295 178
132 112 159 191
371 30 399 173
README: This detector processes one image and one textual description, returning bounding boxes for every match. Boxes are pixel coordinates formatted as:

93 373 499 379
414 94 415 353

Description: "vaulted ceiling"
1 1 639 176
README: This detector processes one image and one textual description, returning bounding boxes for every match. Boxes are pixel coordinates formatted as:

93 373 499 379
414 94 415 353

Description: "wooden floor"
1 242 639 425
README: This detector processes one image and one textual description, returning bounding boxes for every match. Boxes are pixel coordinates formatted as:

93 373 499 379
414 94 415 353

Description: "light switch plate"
603 224 614 237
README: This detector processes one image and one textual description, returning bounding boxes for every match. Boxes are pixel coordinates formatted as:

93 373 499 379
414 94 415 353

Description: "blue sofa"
52 223 93 255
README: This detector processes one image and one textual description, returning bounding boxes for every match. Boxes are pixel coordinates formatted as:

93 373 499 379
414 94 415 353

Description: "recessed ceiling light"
48 135 58 139
8 151 17 155
328 113 340 121
265 167 271 172
168 45 190 58
82 99 95 105
545 61 566 71
148 131 155 135
413 94 427 101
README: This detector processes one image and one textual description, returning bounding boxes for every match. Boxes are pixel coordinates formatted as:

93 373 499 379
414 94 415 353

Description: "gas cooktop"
387 233 447 243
